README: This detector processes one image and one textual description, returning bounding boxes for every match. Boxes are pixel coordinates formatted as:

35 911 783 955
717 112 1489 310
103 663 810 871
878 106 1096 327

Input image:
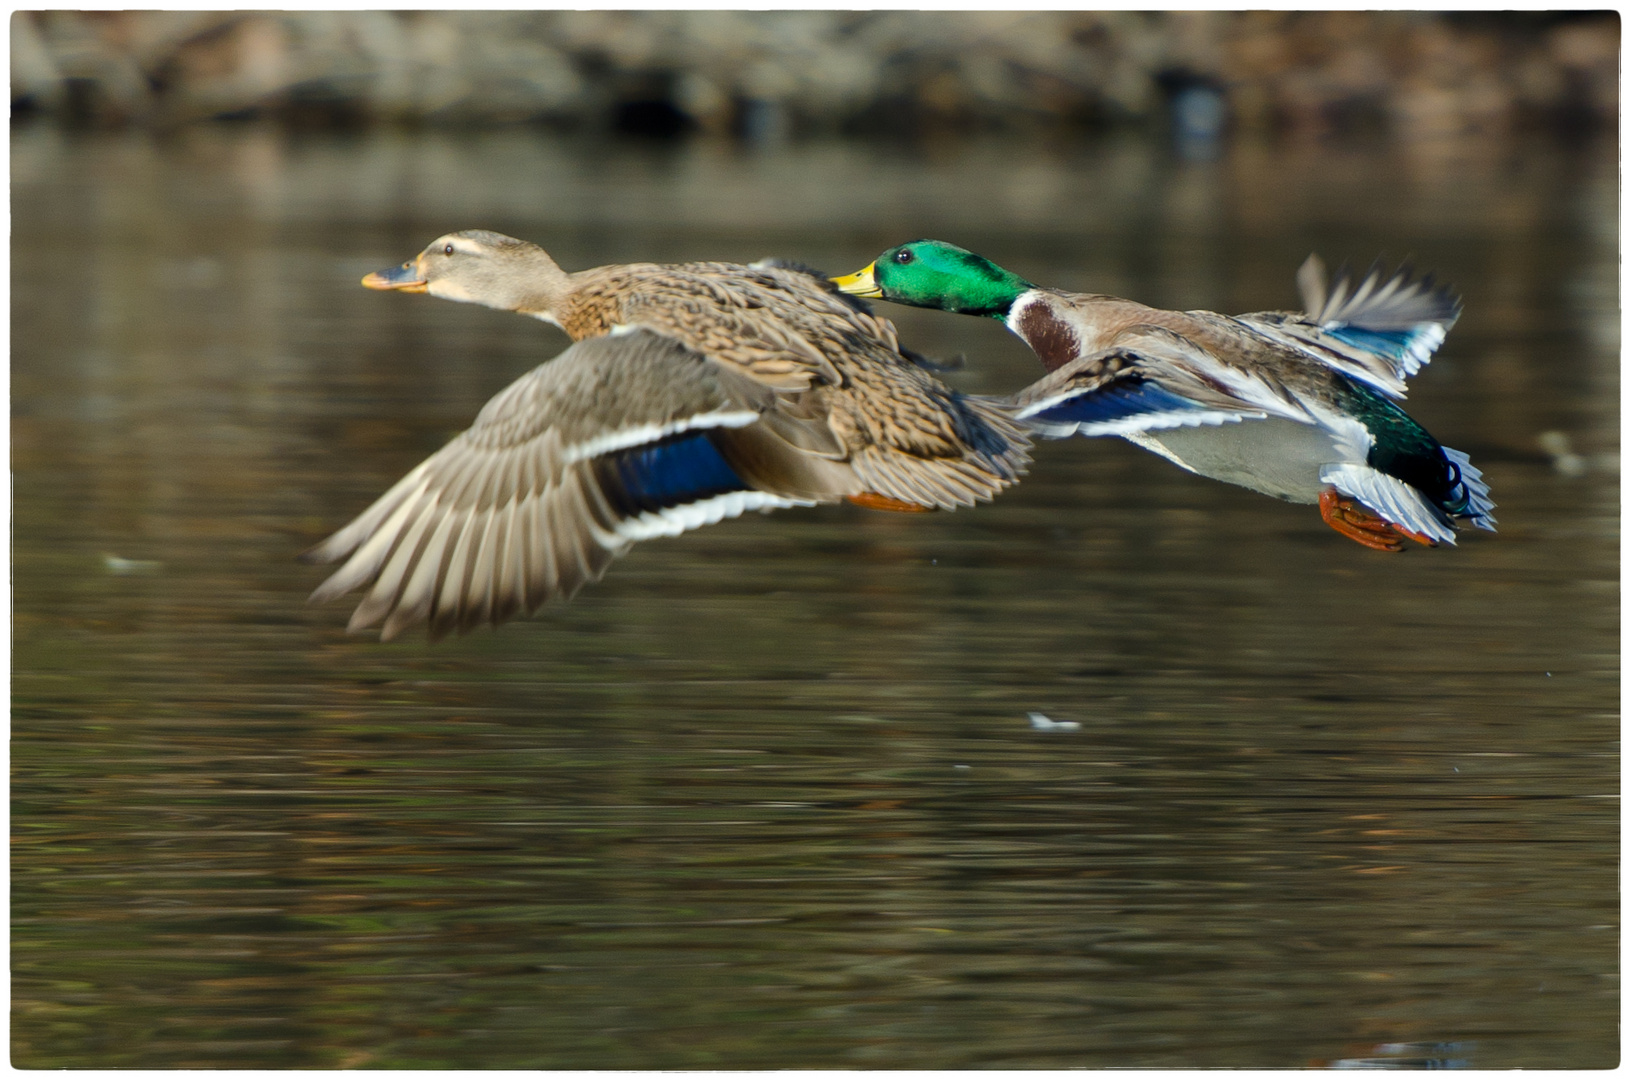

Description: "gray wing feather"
1298 255 1461 331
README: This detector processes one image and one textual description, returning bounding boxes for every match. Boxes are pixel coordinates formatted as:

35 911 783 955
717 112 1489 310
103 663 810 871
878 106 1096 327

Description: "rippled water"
12 126 1618 1068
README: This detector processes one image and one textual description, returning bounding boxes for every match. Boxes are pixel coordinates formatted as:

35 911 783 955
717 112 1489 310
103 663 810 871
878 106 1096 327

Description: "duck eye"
894 249 914 265
443 244 455 256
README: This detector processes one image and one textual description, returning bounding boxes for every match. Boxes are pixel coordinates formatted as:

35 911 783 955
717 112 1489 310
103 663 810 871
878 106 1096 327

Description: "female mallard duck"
833 241 1495 552
304 231 1030 640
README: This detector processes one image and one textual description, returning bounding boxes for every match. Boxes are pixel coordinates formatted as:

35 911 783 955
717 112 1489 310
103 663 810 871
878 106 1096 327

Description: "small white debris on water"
1538 431 1588 477
1028 712 1080 731
102 553 161 575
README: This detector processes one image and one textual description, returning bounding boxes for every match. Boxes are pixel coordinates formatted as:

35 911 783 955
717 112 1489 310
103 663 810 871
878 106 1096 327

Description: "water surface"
11 126 1618 1068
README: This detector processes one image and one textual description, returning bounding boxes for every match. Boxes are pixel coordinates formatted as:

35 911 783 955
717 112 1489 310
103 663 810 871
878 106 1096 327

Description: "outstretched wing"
303 331 860 642
1298 254 1460 331
1240 255 1462 399
1005 326 1315 438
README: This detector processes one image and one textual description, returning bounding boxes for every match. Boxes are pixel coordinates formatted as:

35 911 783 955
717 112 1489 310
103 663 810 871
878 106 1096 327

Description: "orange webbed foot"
848 492 935 513
1393 526 1440 548
1319 488 1411 552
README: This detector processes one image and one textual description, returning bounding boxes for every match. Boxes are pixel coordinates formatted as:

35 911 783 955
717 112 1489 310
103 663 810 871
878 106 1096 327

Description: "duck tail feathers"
1442 447 1498 531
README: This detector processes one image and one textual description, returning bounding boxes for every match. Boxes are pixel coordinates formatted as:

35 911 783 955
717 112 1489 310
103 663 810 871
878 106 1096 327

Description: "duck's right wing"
1238 255 1462 399
302 331 862 642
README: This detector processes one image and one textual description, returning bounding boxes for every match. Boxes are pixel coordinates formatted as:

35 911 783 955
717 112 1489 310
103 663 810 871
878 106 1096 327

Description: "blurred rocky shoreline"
11 10 1618 141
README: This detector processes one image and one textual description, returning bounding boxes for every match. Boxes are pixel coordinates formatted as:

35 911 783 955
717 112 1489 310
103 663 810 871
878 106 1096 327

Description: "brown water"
11 126 1618 1069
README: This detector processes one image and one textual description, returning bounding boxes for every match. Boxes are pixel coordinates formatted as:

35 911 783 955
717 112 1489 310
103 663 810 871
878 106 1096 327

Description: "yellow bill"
830 262 881 298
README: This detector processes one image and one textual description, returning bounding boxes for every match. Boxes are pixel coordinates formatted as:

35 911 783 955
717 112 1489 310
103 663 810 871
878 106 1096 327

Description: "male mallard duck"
834 241 1495 551
304 232 1029 640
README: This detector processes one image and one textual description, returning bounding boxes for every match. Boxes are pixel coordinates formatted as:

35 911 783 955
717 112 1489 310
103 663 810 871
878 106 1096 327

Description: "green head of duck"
833 240 1033 319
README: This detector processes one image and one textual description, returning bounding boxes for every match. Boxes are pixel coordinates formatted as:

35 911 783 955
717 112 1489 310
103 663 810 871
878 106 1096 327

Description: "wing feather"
1266 255 1463 397
1007 331 1309 443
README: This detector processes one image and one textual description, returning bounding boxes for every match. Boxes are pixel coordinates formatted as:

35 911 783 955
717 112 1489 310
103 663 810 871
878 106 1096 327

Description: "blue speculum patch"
1030 379 1205 428
1325 325 1421 360
600 430 747 516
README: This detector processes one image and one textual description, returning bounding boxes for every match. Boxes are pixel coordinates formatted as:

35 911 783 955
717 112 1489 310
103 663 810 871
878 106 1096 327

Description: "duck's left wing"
1238 255 1462 398
1006 327 1312 438
302 330 852 642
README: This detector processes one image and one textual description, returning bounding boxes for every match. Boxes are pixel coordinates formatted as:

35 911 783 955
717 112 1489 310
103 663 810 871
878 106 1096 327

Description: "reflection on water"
11 125 1618 1069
